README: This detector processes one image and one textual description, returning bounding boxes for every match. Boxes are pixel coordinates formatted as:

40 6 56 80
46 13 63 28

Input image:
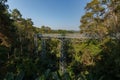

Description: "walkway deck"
36 33 89 39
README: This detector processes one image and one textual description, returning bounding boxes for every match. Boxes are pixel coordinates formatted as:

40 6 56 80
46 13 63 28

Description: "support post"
60 38 66 74
34 34 38 55
41 38 46 58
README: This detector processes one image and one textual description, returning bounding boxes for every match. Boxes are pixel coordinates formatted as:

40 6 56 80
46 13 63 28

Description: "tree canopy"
0 0 120 80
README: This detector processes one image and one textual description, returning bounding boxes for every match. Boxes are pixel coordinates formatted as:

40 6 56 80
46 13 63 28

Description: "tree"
40 26 51 33
80 0 108 40
0 0 17 46
79 0 120 79
101 0 120 40
11 8 22 20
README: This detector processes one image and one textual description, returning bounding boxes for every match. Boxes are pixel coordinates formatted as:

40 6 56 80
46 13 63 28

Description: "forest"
0 0 120 80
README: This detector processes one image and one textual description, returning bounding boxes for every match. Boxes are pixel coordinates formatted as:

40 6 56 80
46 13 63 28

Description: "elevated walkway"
36 33 88 39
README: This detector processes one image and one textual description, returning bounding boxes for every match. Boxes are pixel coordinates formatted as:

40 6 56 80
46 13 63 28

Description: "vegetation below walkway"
0 0 120 80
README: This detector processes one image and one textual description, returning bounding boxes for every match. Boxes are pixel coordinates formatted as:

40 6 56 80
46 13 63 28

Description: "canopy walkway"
36 33 88 39
33 33 96 74
33 32 120 74
34 33 120 74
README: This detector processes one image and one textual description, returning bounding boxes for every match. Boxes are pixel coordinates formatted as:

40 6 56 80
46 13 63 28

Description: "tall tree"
80 0 108 40
0 0 17 47
101 0 120 40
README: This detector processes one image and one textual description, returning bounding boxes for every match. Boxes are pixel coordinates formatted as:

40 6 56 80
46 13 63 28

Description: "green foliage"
1 0 120 80
4 71 24 80
4 72 14 80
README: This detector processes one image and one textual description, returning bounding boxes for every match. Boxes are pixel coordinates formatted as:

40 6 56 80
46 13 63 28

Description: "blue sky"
7 0 90 30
